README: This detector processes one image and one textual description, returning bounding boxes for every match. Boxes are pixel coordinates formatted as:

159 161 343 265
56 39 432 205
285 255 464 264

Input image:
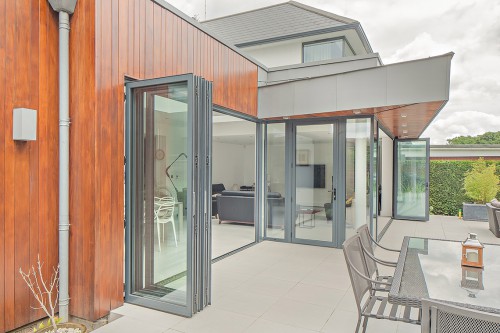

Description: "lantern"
461 266 484 298
461 233 484 268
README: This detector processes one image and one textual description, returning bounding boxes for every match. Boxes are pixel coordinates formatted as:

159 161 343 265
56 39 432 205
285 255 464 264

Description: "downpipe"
58 10 71 323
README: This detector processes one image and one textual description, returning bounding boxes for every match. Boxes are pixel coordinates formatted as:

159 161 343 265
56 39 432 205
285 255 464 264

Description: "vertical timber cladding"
67 0 259 321
0 1 60 332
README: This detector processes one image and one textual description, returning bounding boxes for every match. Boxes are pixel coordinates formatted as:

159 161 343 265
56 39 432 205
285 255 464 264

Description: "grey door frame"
393 138 430 221
289 118 347 248
124 74 212 317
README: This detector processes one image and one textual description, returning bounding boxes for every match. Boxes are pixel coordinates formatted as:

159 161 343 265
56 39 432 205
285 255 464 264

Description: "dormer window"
302 37 355 63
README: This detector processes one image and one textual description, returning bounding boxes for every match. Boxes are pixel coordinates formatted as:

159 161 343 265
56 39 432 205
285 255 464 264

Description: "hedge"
429 160 500 216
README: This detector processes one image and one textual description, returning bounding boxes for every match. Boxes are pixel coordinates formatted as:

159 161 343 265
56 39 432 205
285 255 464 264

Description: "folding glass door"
393 139 430 221
125 75 212 317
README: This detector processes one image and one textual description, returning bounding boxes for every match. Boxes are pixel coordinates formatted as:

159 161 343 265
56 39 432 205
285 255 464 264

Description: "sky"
168 0 500 144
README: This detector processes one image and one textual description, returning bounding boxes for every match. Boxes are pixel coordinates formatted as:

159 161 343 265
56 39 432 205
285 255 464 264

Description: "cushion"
491 199 500 209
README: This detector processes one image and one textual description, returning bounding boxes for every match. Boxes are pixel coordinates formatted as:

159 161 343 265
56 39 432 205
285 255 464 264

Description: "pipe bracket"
59 118 71 127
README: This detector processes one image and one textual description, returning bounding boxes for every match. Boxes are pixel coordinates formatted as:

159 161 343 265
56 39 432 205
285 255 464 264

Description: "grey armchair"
486 203 500 238
421 298 500 333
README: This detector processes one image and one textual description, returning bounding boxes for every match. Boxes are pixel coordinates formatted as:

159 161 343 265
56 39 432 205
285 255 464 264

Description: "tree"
447 131 500 145
463 158 500 204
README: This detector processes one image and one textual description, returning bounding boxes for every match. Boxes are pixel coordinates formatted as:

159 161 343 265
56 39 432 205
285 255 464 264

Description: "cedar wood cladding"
0 0 259 330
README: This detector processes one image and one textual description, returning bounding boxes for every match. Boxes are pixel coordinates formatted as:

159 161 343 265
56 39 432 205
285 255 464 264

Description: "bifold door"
125 75 212 317
393 139 430 221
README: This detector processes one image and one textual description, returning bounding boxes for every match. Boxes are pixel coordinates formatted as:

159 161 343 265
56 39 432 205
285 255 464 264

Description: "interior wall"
212 142 246 189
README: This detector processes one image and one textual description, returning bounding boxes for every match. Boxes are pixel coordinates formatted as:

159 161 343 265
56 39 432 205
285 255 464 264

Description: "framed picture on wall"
297 149 310 165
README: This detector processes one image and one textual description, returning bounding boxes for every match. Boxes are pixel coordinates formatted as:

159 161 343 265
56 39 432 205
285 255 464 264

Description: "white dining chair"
154 197 178 251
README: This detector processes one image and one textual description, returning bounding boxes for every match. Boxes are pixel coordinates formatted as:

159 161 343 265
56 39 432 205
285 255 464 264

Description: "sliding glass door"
393 139 430 221
125 75 211 317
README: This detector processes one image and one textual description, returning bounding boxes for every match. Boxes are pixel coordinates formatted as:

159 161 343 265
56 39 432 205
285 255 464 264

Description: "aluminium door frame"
211 106 264 252
125 74 210 317
289 117 347 248
392 138 430 222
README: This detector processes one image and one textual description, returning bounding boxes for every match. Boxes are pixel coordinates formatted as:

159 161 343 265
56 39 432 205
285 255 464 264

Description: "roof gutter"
47 0 78 323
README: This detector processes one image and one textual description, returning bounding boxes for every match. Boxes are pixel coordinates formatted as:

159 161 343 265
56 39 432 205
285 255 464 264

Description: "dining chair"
421 299 500 333
154 197 178 251
357 225 397 292
343 235 420 333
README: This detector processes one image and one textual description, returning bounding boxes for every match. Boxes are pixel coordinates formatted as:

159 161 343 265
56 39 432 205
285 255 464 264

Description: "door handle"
333 188 336 201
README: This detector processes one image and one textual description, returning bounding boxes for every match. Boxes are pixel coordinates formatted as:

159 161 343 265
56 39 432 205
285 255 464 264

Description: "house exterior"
0 0 452 331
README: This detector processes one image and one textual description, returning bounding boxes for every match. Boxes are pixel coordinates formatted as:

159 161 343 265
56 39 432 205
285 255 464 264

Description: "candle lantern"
461 233 484 268
461 266 484 298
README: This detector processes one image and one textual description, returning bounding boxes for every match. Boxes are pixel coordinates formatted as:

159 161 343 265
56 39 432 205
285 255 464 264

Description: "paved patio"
93 216 499 333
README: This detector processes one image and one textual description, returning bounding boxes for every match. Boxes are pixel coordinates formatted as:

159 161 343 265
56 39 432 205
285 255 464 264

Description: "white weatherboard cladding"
258 53 453 119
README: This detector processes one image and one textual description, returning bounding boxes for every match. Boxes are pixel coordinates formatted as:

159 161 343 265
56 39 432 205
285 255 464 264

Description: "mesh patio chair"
356 225 397 292
154 196 178 251
343 235 420 333
421 299 500 333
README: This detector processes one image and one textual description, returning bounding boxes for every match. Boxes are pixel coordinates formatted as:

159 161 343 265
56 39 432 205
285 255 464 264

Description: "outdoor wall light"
403 130 408 134
401 114 407 118
13 108 37 141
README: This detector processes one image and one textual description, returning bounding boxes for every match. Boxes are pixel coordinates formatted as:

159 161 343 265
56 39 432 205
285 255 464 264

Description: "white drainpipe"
47 0 78 323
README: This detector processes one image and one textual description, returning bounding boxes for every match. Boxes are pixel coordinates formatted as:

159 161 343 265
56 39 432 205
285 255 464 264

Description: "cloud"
422 111 500 144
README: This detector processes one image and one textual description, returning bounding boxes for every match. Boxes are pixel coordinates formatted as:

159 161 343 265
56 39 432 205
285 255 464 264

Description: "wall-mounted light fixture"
13 108 37 141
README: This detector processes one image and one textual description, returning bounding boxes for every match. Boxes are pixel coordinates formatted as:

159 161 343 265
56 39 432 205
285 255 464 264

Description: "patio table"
388 236 500 314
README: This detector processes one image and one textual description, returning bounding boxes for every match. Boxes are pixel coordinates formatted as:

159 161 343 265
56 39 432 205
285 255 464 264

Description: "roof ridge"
287 1 357 24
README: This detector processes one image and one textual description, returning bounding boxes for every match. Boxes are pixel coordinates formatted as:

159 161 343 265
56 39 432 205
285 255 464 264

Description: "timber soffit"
201 1 373 53
152 0 269 71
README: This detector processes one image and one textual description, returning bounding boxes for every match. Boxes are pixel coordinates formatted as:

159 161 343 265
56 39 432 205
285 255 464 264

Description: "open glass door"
125 75 212 317
393 139 430 221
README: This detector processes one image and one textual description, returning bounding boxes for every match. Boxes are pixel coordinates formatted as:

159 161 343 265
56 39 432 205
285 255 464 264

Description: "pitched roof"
202 1 357 47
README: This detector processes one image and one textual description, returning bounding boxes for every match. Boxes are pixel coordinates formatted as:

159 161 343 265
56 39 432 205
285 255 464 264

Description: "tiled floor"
94 216 499 333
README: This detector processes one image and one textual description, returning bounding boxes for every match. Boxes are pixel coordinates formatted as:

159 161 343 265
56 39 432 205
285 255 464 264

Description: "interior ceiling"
264 100 447 139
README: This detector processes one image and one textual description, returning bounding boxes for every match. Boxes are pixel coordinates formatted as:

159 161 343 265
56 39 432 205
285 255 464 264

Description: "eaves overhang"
258 52 454 139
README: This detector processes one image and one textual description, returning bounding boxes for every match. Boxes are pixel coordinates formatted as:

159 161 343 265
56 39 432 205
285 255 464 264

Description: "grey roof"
202 1 358 47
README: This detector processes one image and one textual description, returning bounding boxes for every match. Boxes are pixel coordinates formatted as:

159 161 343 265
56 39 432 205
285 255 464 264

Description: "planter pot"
37 323 87 333
463 203 488 221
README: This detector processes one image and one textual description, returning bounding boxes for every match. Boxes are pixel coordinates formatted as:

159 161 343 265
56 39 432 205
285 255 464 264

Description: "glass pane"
295 124 333 242
266 123 286 239
211 111 256 258
345 119 371 240
395 141 427 219
372 121 378 238
303 39 343 63
131 82 189 306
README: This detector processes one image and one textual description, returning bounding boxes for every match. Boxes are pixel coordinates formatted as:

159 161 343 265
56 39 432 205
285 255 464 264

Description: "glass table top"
398 237 500 312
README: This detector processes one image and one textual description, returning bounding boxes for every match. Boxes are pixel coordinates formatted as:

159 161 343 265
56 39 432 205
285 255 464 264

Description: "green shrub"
429 160 500 216
464 158 500 204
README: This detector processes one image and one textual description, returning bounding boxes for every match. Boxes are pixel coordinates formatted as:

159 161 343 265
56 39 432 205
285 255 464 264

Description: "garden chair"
343 235 420 333
421 298 500 333
357 225 398 292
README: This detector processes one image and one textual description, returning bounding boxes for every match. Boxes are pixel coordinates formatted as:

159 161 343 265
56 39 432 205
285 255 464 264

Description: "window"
303 38 355 63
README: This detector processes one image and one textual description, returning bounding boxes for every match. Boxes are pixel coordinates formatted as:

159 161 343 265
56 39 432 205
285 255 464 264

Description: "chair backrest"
356 224 378 278
421 299 500 333
154 197 175 219
342 235 371 313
